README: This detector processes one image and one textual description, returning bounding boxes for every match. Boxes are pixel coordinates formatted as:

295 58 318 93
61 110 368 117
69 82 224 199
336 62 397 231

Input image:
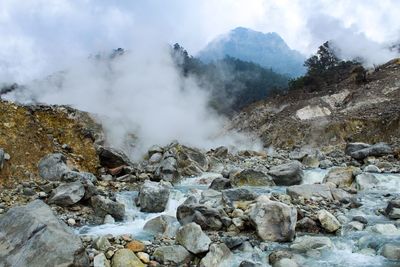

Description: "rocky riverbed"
1 141 400 267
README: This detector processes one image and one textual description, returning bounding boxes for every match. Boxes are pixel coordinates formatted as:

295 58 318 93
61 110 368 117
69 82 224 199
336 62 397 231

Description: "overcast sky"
1 0 399 82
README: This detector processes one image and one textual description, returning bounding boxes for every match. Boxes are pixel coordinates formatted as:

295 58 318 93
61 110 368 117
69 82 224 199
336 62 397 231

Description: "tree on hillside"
304 41 339 75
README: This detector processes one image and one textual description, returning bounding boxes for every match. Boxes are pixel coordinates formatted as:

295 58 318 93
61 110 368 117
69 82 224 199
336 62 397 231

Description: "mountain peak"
198 27 305 77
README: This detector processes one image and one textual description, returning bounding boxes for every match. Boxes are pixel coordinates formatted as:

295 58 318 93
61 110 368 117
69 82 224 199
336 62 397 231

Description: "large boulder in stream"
176 222 211 254
138 180 170 212
143 215 180 238
231 169 275 186
287 184 333 201
177 203 224 230
268 161 303 186
386 198 400 219
199 243 232 267
322 167 354 188
0 200 88 267
153 245 192 265
248 197 297 242
91 195 125 221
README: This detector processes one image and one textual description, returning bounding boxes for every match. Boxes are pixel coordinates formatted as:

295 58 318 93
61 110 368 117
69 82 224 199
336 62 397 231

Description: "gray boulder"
38 153 70 181
176 222 211 254
97 146 132 168
248 197 297 241
143 215 180 238
93 253 110 267
355 173 379 190
345 142 370 155
138 180 170 212
290 235 333 252
91 195 125 221
350 143 392 160
287 184 333 201
153 245 192 265
0 200 88 267
158 157 180 183
177 204 223 230
386 198 400 220
48 181 85 206
62 170 97 183
380 243 400 260
317 210 341 232
231 169 275 186
222 188 258 206
209 177 232 191
199 243 232 267
268 161 303 186
322 167 354 188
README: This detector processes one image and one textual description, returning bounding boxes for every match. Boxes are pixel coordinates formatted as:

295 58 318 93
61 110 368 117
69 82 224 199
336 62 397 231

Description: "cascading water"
78 169 400 267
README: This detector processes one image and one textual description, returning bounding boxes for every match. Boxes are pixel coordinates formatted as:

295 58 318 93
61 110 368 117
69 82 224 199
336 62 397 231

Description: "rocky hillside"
0 100 101 187
230 58 400 155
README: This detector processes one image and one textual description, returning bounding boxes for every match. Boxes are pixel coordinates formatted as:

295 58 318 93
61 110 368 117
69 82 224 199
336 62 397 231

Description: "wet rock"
368 224 400 235
209 177 232 191
98 146 132 169
93 253 111 267
350 143 393 160
138 180 170 212
287 184 333 201
38 153 70 181
239 260 263 267
176 222 211 254
330 188 353 203
385 198 400 219
274 258 299 267
355 173 379 190
199 243 232 267
222 188 258 206
153 245 192 265
268 161 304 186
322 167 354 188
0 200 88 267
48 181 85 206
268 250 294 265
290 236 333 252
111 248 145 267
136 252 150 264
317 210 341 232
91 195 125 221
364 165 381 173
221 235 248 249
104 214 115 224
248 197 297 242
380 243 400 260
177 203 223 230
231 169 275 186
143 215 180 238
346 221 365 231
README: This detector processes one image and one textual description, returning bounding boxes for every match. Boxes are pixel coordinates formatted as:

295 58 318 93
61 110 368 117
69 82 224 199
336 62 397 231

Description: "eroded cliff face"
230 58 400 155
0 100 101 187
